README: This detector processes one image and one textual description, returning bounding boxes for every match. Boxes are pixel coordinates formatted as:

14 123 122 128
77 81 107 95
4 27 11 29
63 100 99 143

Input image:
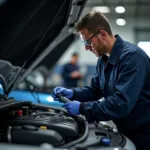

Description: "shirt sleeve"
79 52 149 121
72 58 103 102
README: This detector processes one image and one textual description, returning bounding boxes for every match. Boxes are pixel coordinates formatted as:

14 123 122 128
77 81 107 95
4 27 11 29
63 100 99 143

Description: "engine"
0 100 136 149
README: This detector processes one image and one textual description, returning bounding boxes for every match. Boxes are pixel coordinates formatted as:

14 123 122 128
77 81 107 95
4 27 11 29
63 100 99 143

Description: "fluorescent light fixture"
92 6 110 13
116 18 126 26
115 6 125 13
138 41 150 57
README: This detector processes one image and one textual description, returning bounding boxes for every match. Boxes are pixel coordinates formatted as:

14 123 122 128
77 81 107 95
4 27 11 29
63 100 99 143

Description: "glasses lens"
81 31 99 46
83 40 91 46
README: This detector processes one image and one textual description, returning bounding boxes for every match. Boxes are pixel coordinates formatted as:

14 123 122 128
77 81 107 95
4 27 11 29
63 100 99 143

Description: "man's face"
72 56 78 64
80 28 108 57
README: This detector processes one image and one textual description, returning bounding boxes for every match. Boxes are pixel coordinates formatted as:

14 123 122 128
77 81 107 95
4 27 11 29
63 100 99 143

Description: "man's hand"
71 71 82 78
63 101 81 115
52 86 73 101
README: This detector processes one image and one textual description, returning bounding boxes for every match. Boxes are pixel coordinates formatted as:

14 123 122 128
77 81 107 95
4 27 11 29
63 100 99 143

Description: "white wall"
111 18 150 44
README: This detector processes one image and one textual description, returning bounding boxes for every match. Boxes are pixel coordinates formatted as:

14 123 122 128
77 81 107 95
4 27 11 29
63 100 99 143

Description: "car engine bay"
0 96 135 149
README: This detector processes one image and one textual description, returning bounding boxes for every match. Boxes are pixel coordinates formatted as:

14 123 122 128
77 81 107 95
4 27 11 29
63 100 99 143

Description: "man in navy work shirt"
52 11 150 150
61 52 82 88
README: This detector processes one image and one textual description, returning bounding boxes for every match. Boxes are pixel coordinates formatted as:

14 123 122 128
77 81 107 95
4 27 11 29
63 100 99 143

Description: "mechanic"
61 52 82 88
52 11 150 150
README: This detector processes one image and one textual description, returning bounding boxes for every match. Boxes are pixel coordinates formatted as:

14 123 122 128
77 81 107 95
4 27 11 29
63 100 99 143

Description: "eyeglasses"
82 31 100 46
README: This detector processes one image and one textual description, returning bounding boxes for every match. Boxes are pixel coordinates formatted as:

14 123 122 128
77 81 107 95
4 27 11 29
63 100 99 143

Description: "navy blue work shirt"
61 63 80 88
72 35 150 132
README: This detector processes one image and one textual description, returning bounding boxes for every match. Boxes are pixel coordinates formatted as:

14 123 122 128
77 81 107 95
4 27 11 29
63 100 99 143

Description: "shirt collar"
106 34 125 65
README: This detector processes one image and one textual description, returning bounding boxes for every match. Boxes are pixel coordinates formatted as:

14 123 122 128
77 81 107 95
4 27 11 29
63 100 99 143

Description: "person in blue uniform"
61 52 82 88
52 11 150 150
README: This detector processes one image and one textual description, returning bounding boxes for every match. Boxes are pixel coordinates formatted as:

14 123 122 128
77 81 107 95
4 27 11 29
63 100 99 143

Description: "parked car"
0 0 136 150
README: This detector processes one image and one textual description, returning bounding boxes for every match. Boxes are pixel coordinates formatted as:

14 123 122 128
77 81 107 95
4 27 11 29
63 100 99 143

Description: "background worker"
61 52 82 88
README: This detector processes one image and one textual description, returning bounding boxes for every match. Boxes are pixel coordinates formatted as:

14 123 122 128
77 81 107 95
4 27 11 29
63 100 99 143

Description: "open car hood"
0 0 87 94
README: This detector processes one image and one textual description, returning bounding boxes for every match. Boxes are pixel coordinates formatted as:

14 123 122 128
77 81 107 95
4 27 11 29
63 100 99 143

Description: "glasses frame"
83 30 100 46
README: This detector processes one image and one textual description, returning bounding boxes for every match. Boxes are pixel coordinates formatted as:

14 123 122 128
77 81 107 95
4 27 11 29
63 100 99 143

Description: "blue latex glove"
52 86 73 101
62 101 81 115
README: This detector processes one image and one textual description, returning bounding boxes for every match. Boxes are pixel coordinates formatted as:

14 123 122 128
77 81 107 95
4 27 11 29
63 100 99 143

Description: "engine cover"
5 112 79 137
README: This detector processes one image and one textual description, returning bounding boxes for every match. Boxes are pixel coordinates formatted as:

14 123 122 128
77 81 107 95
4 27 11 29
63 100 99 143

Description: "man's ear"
101 30 106 36
100 30 107 40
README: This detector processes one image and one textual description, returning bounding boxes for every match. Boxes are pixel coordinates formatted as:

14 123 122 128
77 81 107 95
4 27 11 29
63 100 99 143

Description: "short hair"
75 11 113 36
72 52 79 57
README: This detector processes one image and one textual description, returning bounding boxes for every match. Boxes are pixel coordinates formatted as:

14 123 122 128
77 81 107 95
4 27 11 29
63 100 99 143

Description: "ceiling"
83 0 150 19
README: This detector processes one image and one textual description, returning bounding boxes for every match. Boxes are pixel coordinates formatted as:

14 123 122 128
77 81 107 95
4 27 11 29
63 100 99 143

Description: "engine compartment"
0 99 135 149
0 101 85 147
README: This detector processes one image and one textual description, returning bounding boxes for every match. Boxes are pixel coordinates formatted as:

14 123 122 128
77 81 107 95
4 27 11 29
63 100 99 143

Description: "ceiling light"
115 6 125 13
116 18 126 26
92 6 110 13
